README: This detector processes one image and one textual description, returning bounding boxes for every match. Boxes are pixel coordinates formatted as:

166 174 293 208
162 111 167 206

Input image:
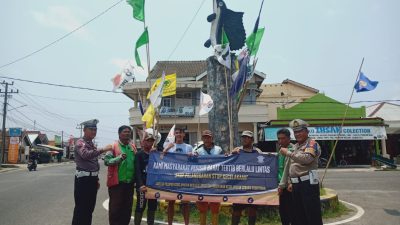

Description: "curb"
0 161 74 173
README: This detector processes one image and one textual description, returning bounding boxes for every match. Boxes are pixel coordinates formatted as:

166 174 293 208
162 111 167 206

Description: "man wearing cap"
104 125 137 225
72 119 112 225
162 127 193 225
193 130 223 225
277 128 294 225
230 130 261 225
279 119 323 225
134 128 161 225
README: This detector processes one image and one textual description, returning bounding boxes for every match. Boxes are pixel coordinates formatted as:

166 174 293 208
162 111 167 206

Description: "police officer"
72 119 112 225
279 119 323 225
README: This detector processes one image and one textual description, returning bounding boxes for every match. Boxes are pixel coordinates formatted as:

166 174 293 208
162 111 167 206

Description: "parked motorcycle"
27 159 37 171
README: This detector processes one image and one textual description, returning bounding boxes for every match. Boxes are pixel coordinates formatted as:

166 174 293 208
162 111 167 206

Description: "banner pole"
320 57 364 186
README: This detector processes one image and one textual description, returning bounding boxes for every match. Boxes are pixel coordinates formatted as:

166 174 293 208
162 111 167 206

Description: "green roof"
277 93 366 120
268 117 385 127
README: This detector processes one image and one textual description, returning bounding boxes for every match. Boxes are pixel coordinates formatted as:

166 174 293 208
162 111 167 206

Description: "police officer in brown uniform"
279 119 323 225
72 119 111 225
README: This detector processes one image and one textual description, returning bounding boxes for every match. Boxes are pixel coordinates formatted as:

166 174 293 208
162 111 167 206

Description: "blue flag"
230 54 249 98
354 72 378 92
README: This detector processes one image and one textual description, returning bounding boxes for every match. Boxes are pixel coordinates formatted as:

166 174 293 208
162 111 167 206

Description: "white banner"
264 126 387 141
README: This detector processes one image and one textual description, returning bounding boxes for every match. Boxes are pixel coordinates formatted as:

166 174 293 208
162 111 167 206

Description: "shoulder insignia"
305 147 316 157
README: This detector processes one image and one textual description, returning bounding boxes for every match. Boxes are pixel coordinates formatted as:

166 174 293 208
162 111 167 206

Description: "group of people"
71 118 323 225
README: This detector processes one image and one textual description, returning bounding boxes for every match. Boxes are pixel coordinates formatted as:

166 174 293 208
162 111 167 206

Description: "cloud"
110 58 148 81
31 6 90 40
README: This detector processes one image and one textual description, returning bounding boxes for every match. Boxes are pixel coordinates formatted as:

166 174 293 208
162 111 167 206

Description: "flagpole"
197 113 201 144
224 65 234 152
320 57 364 186
143 11 157 140
237 0 264 110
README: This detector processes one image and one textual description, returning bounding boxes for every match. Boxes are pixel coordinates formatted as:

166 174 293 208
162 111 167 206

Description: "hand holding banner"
146 152 278 205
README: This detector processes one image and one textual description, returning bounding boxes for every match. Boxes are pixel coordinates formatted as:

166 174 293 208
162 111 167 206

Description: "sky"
0 0 399 146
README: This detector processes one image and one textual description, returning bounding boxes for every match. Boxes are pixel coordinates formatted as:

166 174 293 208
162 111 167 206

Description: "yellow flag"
147 73 176 98
141 104 155 128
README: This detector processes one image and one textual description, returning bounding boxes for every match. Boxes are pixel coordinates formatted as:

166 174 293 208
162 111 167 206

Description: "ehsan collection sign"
265 126 387 141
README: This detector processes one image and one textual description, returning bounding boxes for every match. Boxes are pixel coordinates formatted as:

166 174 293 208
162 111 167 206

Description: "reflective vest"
106 141 137 188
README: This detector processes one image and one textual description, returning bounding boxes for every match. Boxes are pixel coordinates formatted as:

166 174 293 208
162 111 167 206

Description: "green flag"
221 30 229 46
127 0 145 22
135 28 149 67
245 27 265 56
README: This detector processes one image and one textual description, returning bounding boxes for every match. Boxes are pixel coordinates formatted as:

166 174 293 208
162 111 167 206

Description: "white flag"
165 125 175 144
111 63 141 91
215 44 231 69
149 72 165 108
199 91 214 116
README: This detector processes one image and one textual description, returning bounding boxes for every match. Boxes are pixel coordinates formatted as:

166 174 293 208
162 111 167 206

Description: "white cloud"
31 5 90 40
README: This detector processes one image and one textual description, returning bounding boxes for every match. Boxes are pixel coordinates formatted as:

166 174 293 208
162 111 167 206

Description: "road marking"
103 198 364 225
325 200 365 225
102 198 185 225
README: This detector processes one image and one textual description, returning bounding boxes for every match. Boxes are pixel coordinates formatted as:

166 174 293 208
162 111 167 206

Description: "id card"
309 170 319 184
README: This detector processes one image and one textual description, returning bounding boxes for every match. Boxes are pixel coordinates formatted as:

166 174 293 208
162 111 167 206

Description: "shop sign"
9 128 22 137
8 137 20 164
264 126 387 141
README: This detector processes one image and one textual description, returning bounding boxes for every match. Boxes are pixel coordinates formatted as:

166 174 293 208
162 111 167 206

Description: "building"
258 79 319 120
123 60 267 146
0 129 49 163
261 93 387 166
367 102 400 159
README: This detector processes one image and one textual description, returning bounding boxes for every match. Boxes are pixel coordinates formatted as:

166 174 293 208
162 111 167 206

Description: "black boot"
147 211 156 225
231 215 241 225
248 216 256 225
134 212 143 225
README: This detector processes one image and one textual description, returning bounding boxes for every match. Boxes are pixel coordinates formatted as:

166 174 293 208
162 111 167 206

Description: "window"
162 98 172 107
183 92 192 99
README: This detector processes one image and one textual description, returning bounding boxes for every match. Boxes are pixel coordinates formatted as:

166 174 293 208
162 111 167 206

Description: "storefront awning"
37 144 64 151
264 126 387 141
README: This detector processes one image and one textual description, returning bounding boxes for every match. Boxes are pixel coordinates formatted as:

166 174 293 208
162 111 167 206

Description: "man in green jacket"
277 128 294 225
104 125 137 225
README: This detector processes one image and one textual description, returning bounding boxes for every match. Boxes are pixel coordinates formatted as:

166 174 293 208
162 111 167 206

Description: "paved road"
0 162 109 225
1 163 399 225
321 169 400 225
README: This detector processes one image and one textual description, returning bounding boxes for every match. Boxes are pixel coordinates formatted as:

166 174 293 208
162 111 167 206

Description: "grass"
151 201 349 225
320 187 327 196
322 202 351 219
131 188 350 225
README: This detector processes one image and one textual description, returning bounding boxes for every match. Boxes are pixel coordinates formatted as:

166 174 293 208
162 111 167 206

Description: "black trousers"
135 189 157 213
292 181 323 225
232 203 258 213
279 188 293 225
108 182 135 225
72 176 98 225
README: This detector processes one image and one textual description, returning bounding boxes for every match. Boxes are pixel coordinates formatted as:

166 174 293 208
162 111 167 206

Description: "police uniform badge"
304 139 318 157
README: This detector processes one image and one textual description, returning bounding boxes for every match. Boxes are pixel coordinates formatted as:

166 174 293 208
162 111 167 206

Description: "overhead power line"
0 75 119 93
0 0 124 70
167 0 207 60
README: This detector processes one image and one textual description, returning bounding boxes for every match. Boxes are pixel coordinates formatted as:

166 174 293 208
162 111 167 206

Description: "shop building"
367 102 400 160
261 93 387 166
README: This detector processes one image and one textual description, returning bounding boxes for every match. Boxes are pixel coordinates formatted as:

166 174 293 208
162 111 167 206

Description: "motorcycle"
27 159 37 171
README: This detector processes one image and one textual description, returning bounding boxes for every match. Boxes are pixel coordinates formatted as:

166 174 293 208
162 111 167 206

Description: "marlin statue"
204 0 246 51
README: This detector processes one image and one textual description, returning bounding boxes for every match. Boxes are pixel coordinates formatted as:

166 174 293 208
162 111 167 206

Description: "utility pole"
76 124 83 138
61 131 64 149
0 81 18 165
